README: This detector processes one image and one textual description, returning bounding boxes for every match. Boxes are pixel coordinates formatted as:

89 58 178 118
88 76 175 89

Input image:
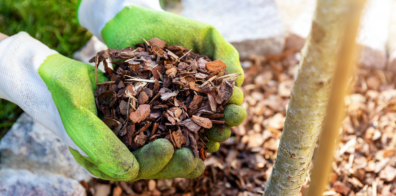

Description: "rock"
0 169 85 196
0 113 91 181
182 0 285 59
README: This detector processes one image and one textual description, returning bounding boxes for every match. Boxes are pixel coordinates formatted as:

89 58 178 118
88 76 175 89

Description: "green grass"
0 0 91 137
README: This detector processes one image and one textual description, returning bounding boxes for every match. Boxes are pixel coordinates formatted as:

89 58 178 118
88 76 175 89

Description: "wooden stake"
306 1 366 195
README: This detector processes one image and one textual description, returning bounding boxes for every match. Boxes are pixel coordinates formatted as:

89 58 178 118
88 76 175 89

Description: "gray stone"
181 0 285 59
0 169 85 196
0 113 91 181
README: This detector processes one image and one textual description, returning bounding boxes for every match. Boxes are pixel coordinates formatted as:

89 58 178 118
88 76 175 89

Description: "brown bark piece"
134 132 147 147
183 119 201 132
189 82 201 92
160 88 178 101
165 66 177 78
119 100 129 115
151 66 163 80
125 84 136 97
188 95 203 110
103 118 121 135
206 60 226 72
130 104 151 123
138 91 149 104
143 88 153 98
148 38 166 48
172 129 187 148
207 92 217 112
97 91 116 106
192 115 212 129
153 79 160 94
199 148 206 161
189 133 199 158
117 81 125 88
197 58 207 69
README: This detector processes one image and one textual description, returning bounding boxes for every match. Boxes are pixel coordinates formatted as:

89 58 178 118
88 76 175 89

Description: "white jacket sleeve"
78 0 162 41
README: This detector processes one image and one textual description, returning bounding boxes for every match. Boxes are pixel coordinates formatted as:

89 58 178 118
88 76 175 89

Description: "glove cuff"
0 32 88 157
78 0 163 41
0 32 57 108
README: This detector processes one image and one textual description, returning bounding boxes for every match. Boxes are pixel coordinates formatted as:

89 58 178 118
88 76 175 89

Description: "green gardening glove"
1 32 203 181
75 1 246 180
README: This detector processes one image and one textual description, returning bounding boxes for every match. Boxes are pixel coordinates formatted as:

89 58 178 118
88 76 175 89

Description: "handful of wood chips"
91 38 239 160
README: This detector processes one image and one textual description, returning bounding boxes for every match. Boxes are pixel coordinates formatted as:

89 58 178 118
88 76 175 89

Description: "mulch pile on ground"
91 38 238 160
83 36 396 196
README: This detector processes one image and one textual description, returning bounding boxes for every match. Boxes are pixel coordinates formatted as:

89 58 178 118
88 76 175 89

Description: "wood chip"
192 115 212 129
183 119 201 132
206 60 227 72
134 131 147 147
130 104 151 123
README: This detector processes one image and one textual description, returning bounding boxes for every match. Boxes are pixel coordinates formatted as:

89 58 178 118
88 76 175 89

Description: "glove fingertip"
132 139 174 180
223 104 247 127
206 125 231 142
206 140 220 153
185 159 205 179
227 86 244 105
148 148 198 179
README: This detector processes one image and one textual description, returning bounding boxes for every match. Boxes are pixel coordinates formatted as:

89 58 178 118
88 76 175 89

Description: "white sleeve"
78 0 163 41
0 32 87 157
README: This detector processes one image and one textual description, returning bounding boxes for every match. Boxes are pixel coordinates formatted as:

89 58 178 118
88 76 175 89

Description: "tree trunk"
264 1 347 195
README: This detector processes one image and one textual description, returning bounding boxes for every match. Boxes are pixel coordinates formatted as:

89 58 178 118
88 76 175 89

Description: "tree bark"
264 1 347 195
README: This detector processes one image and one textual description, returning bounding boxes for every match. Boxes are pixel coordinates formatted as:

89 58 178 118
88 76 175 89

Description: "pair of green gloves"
40 5 246 181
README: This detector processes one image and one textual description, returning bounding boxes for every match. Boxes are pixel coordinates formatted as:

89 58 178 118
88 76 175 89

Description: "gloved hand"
76 0 247 179
78 0 246 144
0 32 205 181
0 0 246 181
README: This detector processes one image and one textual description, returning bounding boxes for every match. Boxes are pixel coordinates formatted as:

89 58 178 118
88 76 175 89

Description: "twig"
178 49 192 62
142 38 150 46
126 97 131 119
217 73 242 82
95 55 99 86
125 75 163 83
200 76 217 87
166 49 179 61
97 81 115 85
149 92 161 105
